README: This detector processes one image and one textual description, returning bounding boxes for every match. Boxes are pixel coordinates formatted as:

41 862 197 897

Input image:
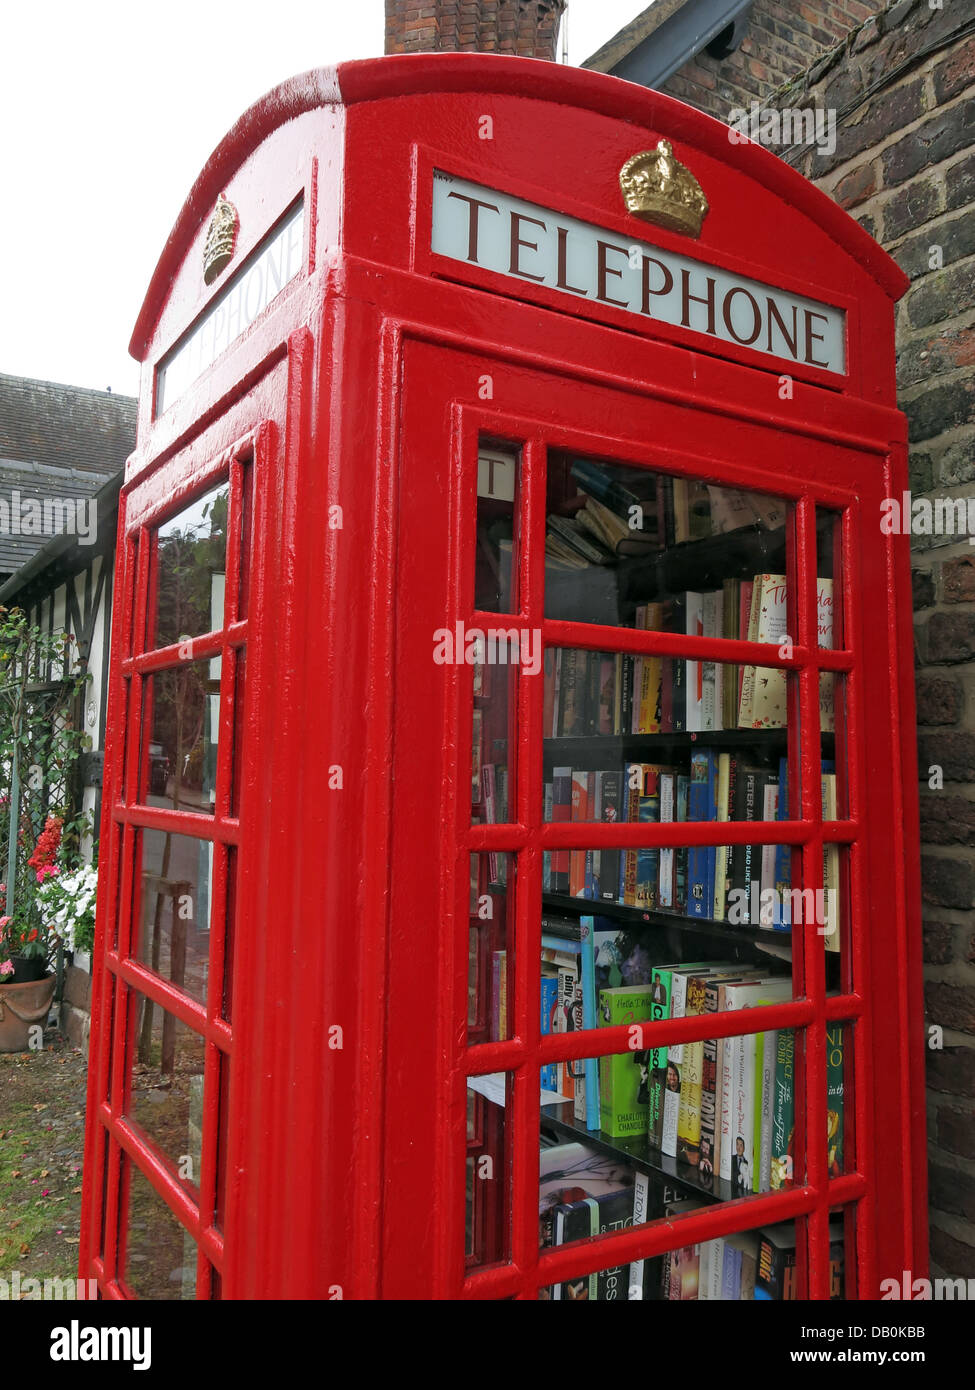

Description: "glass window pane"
155 482 229 648
127 987 205 1195
476 443 520 613
543 453 789 632
465 1072 512 1270
123 1161 197 1300
468 853 514 1043
472 660 514 824
144 659 221 815
135 830 214 1006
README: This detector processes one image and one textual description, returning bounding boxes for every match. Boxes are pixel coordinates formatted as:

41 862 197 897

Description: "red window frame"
83 429 260 1300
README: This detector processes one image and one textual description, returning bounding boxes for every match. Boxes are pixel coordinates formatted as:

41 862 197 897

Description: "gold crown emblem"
619 140 709 239
203 194 239 285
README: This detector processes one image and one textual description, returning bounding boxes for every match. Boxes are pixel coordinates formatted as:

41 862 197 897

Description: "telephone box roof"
130 53 908 360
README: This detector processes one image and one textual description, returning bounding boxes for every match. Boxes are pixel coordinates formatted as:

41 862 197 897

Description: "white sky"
0 1 646 399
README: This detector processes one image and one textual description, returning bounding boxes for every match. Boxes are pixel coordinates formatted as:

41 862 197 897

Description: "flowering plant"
35 863 98 958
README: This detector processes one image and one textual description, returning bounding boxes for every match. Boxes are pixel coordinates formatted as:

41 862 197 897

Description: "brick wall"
767 0 975 1279
657 0 885 122
384 0 565 60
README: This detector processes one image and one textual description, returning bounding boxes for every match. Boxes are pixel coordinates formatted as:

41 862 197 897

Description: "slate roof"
0 373 136 579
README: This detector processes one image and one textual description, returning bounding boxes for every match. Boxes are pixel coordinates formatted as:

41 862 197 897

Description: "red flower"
27 928 38 942
28 817 62 873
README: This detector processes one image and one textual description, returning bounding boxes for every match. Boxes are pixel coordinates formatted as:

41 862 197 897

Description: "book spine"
551 766 572 894
556 962 577 1102
758 1029 776 1194
700 982 721 1183
687 751 716 919
584 651 600 735
713 753 731 921
770 1028 795 1190
734 1030 757 1196
658 772 675 909
623 764 642 907
598 771 623 903
572 961 587 1123
619 655 633 736
628 1171 651 1300
560 649 582 736
773 755 791 928
662 974 689 1158
647 969 672 1152
827 1022 844 1177
490 950 507 1042
759 778 780 926
675 775 690 914
677 979 707 1166
543 648 556 742
731 768 758 924
579 919 600 1131
570 769 591 898
719 1024 735 1183
539 976 559 1092
636 765 660 909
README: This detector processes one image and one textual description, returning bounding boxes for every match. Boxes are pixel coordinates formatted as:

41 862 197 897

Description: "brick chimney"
384 0 566 61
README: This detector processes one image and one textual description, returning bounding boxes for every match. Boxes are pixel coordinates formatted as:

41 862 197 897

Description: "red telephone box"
80 54 925 1301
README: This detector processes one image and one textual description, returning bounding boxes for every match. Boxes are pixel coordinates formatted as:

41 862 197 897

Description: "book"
551 766 572 894
719 979 791 1188
738 573 788 727
559 650 585 736
553 1188 635 1300
658 771 676 909
579 917 600 1131
701 588 724 731
721 1241 742 1300
726 1231 759 1299
676 973 709 1166
754 1218 845 1300
759 778 780 926
540 974 559 1093
827 1023 844 1178
570 769 593 897
713 752 732 920
770 1028 796 1190
675 774 690 914
738 574 834 730
822 771 840 952
754 1025 777 1193
647 968 672 1151
490 950 507 1041
687 749 718 919
622 765 641 908
699 977 729 1184
556 960 579 1103
628 1171 652 1300
595 770 624 903
685 590 705 732
635 764 662 909
598 986 654 1138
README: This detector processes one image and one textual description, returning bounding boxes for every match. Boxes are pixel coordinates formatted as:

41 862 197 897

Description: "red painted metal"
80 54 922 1301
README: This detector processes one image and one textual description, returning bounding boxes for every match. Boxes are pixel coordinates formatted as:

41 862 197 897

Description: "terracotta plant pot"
0 974 56 1052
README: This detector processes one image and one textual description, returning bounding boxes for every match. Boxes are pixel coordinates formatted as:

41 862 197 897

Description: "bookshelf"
471 448 848 1299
